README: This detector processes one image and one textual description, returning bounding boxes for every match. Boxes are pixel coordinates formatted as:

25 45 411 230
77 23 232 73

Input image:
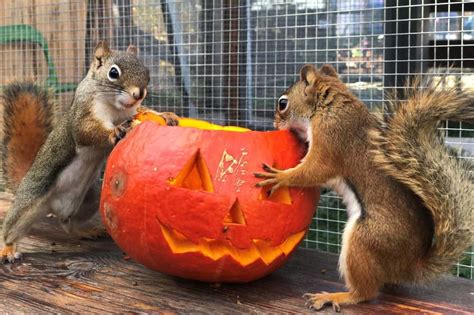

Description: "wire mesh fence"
0 0 472 279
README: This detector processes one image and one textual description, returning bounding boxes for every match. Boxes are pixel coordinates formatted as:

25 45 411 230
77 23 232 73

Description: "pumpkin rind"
100 121 319 282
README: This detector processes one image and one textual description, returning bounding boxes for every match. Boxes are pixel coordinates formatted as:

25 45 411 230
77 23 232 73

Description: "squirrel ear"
319 64 338 78
300 64 317 86
127 45 138 55
93 41 111 68
94 41 111 59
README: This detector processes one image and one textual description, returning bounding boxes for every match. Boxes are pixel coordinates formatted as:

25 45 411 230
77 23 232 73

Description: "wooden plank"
0 192 472 314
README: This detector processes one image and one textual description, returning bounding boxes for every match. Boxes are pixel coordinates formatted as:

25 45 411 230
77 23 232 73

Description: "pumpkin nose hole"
224 199 246 225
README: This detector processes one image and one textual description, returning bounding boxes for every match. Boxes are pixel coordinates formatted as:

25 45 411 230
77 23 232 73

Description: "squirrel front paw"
1 244 22 264
109 120 133 145
254 163 290 197
159 112 180 126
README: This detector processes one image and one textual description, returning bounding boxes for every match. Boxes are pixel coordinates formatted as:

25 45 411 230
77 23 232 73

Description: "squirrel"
255 64 473 311
0 41 178 263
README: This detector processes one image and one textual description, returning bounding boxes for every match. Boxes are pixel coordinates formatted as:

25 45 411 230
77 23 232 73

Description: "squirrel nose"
131 88 145 101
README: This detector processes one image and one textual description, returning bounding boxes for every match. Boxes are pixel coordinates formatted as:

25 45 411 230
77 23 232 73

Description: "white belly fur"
93 97 138 127
49 146 106 219
324 177 362 280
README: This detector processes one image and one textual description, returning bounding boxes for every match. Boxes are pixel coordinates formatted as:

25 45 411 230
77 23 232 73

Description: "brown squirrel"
255 64 473 311
0 42 178 263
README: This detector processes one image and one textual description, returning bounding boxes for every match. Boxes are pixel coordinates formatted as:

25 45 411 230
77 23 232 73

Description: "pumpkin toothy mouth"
159 222 306 267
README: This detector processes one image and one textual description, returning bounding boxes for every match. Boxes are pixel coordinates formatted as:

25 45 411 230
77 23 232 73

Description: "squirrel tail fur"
1 82 55 192
369 79 474 282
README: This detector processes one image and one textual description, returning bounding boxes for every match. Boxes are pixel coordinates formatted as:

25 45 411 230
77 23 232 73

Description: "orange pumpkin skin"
100 121 319 282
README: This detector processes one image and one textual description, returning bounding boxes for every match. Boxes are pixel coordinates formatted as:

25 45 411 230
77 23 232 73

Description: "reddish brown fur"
1 84 53 191
255 64 471 311
0 245 15 259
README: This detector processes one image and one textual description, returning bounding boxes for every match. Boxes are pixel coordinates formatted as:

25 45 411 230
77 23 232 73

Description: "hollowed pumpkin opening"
134 110 250 132
224 199 246 225
258 186 292 205
170 150 214 192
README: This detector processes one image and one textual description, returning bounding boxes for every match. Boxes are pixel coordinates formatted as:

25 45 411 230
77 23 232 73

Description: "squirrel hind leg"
58 184 106 240
61 216 106 240
2 196 51 261
305 223 383 311
304 259 380 311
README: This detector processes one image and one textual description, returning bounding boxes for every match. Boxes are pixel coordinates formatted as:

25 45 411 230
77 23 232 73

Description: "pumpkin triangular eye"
258 186 292 205
224 199 246 225
169 150 214 192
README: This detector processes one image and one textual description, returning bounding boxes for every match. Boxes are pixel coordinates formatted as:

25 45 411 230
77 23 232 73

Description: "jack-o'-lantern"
100 113 319 282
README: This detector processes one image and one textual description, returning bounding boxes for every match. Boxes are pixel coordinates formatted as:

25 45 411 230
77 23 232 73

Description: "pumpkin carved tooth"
159 221 306 267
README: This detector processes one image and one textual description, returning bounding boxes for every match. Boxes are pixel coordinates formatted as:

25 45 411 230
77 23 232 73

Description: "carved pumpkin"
100 114 319 282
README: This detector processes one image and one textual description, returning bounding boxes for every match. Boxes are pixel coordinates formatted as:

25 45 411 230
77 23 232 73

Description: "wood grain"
0 192 472 314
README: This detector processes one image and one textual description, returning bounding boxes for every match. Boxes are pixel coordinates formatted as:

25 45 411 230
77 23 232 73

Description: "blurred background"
0 0 472 278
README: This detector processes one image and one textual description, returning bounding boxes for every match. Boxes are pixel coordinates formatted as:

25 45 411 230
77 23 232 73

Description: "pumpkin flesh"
101 115 319 282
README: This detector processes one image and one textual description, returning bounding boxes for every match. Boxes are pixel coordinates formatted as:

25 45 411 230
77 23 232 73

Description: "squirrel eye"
278 95 289 113
108 65 121 81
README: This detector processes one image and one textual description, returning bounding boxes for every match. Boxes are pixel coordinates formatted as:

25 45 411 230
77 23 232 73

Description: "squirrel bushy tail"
369 79 474 282
1 82 55 192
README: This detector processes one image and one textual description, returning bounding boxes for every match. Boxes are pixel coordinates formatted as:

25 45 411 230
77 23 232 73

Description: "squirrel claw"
254 163 281 180
255 178 284 197
305 294 329 311
0 245 21 264
110 118 137 145
262 163 280 173
255 178 277 187
254 163 288 195
110 125 129 145
304 292 347 312
159 112 180 126
254 172 275 180
268 183 282 197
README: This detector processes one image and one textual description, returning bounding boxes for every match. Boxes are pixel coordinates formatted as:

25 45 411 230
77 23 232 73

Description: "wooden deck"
0 192 472 314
